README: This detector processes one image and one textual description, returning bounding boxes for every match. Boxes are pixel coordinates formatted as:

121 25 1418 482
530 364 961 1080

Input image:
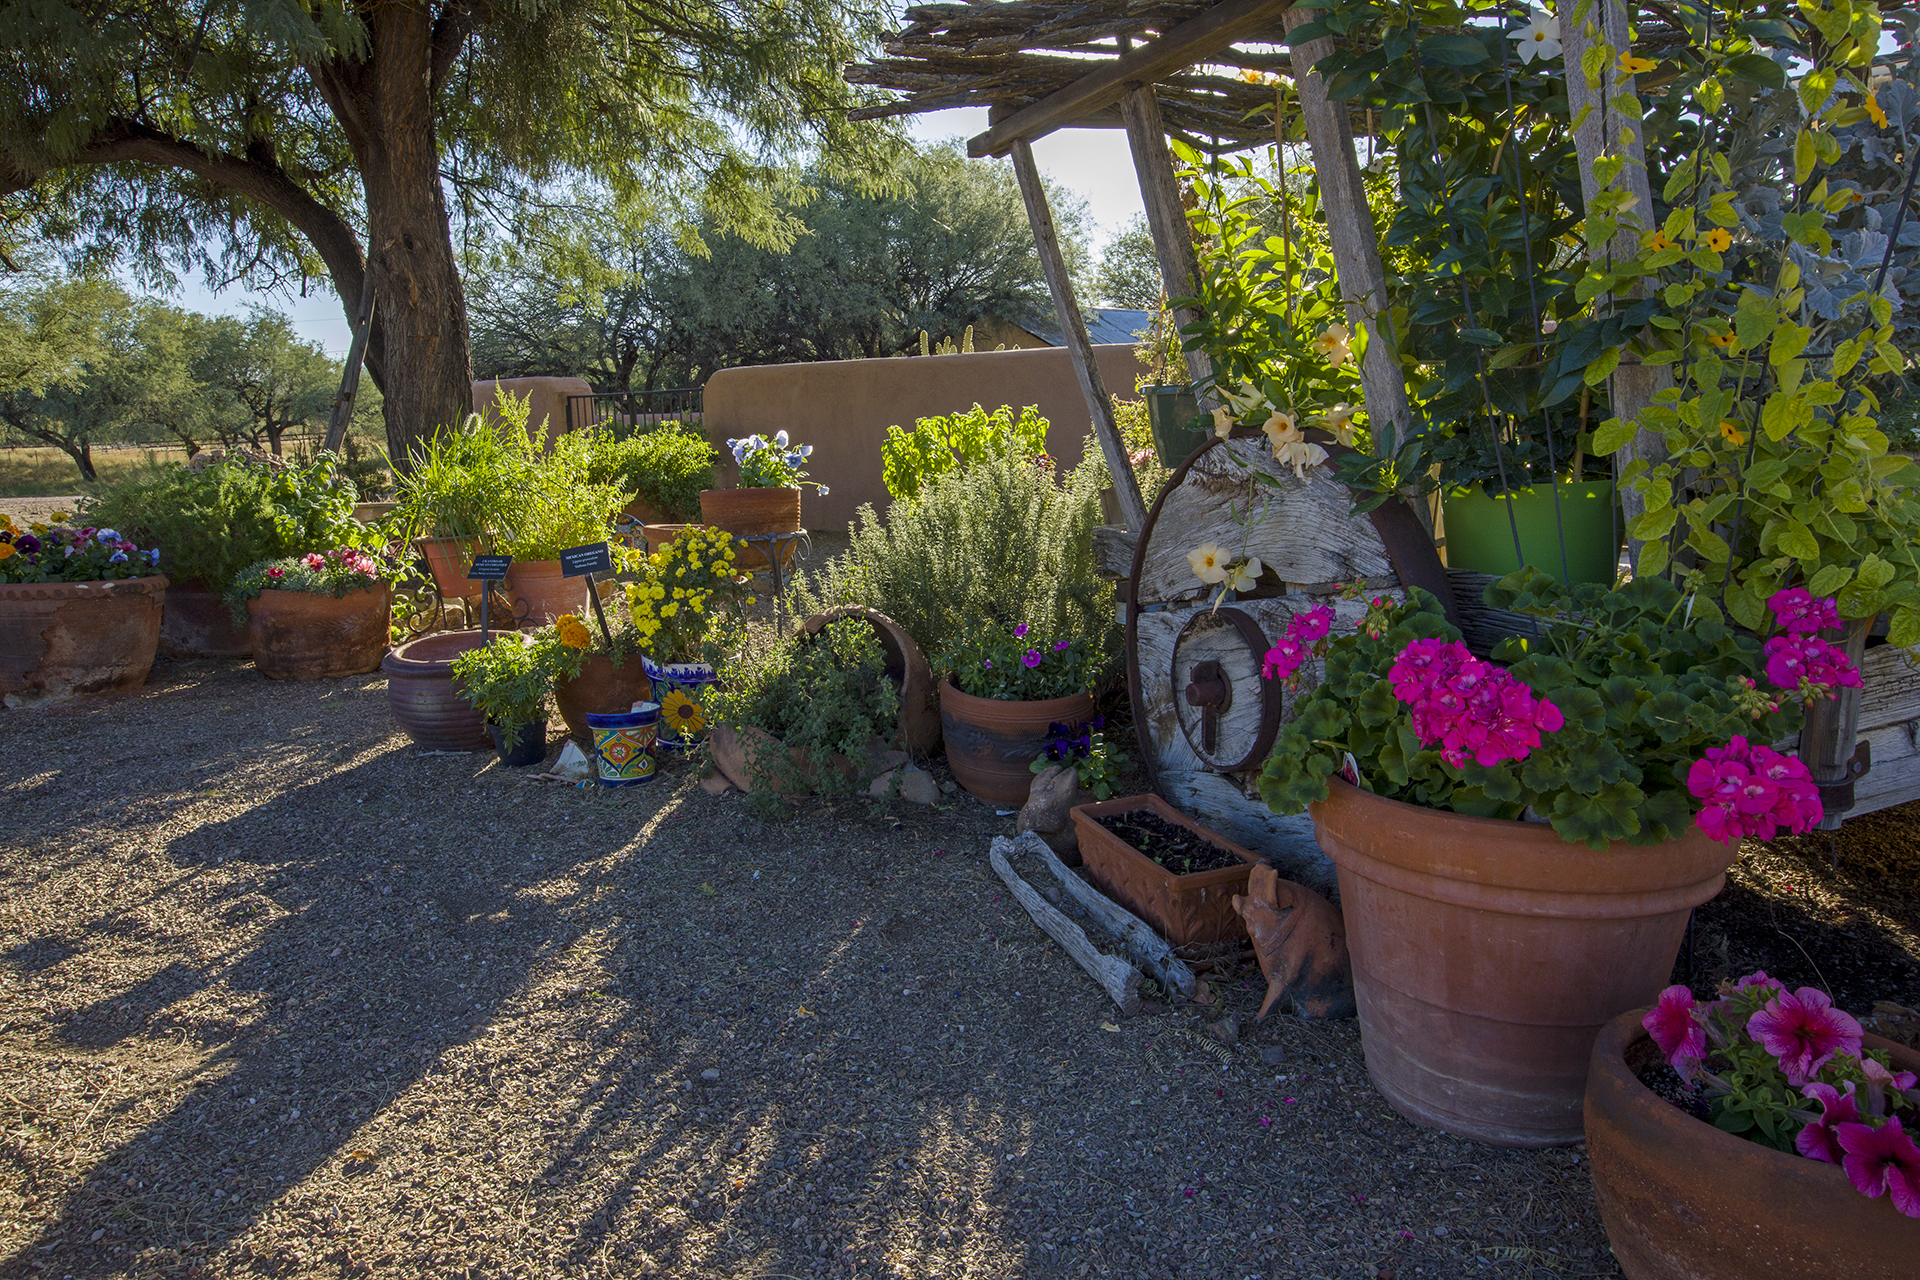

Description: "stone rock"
552 740 595 782
698 772 734 795
1016 763 1092 863
868 764 940 805
699 1068 720 1083
1259 1045 1287 1067
1204 1012 1240 1046
1232 863 1357 1022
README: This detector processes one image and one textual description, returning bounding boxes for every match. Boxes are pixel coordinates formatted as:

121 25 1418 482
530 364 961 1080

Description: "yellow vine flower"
1188 543 1228 585
1707 330 1737 351
1705 228 1731 253
1720 420 1748 446
1646 230 1673 251
1866 87 1889 129
1618 52 1656 76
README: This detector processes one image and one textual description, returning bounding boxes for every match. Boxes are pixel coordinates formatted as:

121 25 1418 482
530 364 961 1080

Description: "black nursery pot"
489 719 549 768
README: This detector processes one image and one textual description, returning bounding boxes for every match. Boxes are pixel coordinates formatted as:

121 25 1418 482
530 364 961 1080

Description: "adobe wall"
701 344 1147 532
472 376 592 441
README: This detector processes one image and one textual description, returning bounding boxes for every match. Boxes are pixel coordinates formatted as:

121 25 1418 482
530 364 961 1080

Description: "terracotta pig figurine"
1232 864 1356 1021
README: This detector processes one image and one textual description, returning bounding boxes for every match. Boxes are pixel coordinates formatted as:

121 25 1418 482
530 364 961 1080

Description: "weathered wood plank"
1120 84 1214 394
1860 643 1920 731
1845 719 1920 817
989 835 1143 1014
1023 834 1200 1000
1092 523 1136 579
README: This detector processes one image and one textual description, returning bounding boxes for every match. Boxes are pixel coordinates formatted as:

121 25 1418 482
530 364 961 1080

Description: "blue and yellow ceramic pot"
585 703 659 786
642 657 717 751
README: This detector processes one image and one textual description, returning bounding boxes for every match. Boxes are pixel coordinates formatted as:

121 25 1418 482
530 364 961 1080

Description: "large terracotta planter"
0 575 167 706
1585 1011 1920 1278
709 723 857 799
245 585 392 681
504 559 585 626
1308 779 1737 1147
801 606 942 756
1072 793 1260 948
937 678 1095 806
700 487 801 571
553 654 653 748
623 497 666 526
415 536 482 598
641 523 693 555
381 631 494 751
159 578 251 657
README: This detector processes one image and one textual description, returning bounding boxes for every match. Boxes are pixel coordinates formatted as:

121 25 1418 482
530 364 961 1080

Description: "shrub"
581 428 716 521
881 403 1049 500
392 408 533 543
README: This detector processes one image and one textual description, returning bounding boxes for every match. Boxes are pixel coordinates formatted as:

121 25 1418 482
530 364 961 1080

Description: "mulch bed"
1 655 1915 1279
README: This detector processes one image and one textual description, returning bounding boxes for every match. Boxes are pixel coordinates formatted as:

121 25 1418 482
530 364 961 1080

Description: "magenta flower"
982 659 993 669
1262 634 1310 681
1644 986 1706 1077
1768 588 1842 635
267 567 285 580
1796 1082 1862 1164
1292 605 1334 645
1747 987 1864 1085
1022 649 1041 668
1764 633 1862 699
1053 639 1069 651
1836 1116 1920 1217
1734 970 1785 997
1688 737 1822 844
1862 1057 1920 1094
1013 623 1029 639
1387 638 1562 768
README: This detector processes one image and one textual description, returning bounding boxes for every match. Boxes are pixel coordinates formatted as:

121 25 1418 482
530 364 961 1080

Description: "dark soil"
1095 810 1242 876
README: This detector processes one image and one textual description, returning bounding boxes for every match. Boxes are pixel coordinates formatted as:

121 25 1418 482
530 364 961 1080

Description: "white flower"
1275 438 1330 480
1188 542 1229 585
774 430 790 449
1320 403 1361 448
1311 324 1352 369
1512 8 1560 63
1211 406 1235 439
1263 411 1302 453
1226 556 1263 593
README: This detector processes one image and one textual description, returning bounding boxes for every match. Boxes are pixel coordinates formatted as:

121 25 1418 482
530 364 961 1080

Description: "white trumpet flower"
1512 8 1561 63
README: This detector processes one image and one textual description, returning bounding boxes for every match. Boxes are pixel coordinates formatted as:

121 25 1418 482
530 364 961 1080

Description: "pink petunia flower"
1022 649 1041 669
1836 1116 1920 1218
1747 987 1864 1085
1796 1082 1862 1164
1862 1057 1920 1094
1644 986 1706 1077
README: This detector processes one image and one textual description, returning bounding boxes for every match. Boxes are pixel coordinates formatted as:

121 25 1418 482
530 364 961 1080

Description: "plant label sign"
467 555 512 581
560 542 613 578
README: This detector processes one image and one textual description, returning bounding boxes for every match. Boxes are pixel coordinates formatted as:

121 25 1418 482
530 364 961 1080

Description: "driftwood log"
989 835 1142 1014
1027 835 1199 1000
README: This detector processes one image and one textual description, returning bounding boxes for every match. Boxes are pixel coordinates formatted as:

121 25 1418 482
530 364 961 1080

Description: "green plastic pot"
1144 384 1209 467
1441 480 1622 586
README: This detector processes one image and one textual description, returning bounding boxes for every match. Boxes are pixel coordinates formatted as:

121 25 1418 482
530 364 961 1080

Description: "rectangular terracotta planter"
1071 794 1261 949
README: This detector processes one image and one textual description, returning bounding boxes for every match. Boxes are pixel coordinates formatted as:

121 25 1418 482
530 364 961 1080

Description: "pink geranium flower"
1688 738 1822 843
1768 588 1842 635
1836 1116 1920 1218
1796 1082 1862 1164
1644 986 1706 1077
1291 605 1334 645
1763 633 1862 699
1747 987 1864 1085
1262 633 1310 681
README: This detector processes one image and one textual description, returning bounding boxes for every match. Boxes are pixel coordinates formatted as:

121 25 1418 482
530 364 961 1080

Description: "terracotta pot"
159 578 251 657
552 653 653 748
800 607 942 756
415 537 482 598
700 487 801 571
245 585 392 681
1585 1011 1920 1278
1072 793 1261 948
381 631 494 751
1308 779 1736 1147
623 497 666 526
709 723 855 799
0 575 167 707
938 678 1095 806
503 559 585 626
641 523 693 555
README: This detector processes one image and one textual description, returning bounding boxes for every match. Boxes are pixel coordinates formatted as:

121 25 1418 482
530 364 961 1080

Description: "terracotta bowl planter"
503 559 585 626
159 578 251 657
1308 779 1737 1147
641 523 693 555
938 678 1095 805
381 631 494 751
700 487 801 571
800 606 942 756
709 723 858 799
246 585 392 681
415 536 482 598
553 654 653 748
0 575 167 706
1585 1011 1920 1278
1072 793 1261 949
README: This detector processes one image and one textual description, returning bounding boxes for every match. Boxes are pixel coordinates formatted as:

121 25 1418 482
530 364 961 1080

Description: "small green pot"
1441 480 1622 586
1144 384 1209 467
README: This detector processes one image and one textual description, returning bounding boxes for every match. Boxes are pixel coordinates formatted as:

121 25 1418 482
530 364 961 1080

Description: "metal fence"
566 387 703 436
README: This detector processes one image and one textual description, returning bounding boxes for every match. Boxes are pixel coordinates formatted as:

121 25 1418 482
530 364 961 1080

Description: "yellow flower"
1188 542 1228 585
661 603 679 618
673 587 686 599
30 522 47 534
50 511 69 523
1720 420 1748 446
1311 324 1352 369
1211 406 1235 439
1646 230 1673 251
1867 87 1889 129
0 514 14 534
556 614 593 649
661 689 707 735
651 583 665 600
688 558 702 571
1226 556 1263 593
1705 227 1731 252
1263 411 1303 454
1707 329 1737 351
0 541 14 561
1618 52 1656 76
1320 403 1361 448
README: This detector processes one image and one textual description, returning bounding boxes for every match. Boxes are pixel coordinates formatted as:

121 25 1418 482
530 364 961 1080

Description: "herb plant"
449 631 553 751
582 427 716 520
881 403 1049 500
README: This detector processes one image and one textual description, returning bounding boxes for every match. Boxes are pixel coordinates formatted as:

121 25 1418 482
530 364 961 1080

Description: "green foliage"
881 403 1049 500
790 452 1112 671
392 410 532 543
223 546 409 625
81 452 362 590
1258 572 1807 850
580 427 715 521
944 619 1095 701
1029 719 1130 801
706 618 903 806
449 632 556 752
1094 214 1163 310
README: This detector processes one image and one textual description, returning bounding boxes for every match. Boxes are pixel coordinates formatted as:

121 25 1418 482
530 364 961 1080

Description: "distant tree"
1093 215 1163 310
0 271 150 480
194 312 339 454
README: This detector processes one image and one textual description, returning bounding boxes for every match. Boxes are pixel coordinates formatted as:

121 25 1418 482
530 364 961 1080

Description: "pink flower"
1387 638 1561 768
1862 1057 1920 1094
1263 634 1310 680
1836 1116 1920 1217
267 567 285 580
1022 649 1041 669
1734 970 1785 997
1768 588 1842 635
1644 986 1707 1077
302 553 325 571
1796 1082 1862 1164
1747 987 1864 1085
1688 738 1822 844
1291 605 1334 645
1764 633 1862 700
1053 639 1069 652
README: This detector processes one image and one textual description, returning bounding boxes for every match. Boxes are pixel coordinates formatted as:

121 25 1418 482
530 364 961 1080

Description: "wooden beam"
967 0 1298 157
1009 136 1149 533
324 270 377 453
1119 85 1214 393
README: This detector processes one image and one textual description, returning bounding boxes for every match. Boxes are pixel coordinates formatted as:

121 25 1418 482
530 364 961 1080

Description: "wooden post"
1119 84 1214 393
1283 7 1412 450
323 271 378 453
1562 0 1671 559
1008 136 1149 534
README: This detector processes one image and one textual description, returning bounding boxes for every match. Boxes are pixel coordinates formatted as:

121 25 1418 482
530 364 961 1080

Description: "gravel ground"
6 654 1906 1280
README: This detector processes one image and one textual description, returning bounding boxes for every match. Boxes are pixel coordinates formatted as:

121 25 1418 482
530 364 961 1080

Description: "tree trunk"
74 439 96 483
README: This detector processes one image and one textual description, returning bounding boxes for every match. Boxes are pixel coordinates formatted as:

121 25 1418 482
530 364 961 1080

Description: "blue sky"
164 111 1146 358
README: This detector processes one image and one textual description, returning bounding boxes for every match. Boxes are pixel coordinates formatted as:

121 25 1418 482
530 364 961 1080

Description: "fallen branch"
1016 833 1199 1001
989 835 1141 1015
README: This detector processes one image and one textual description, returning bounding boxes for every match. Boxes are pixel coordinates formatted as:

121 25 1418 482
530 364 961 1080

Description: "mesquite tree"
1 0 895 463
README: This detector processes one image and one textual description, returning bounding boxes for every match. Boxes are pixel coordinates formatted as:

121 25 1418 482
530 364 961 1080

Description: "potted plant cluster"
937 619 1096 805
497 427 633 624
625 524 755 752
1256 572 1858 1146
0 513 166 705
393 416 523 599
704 431 828 571
1585 974 1920 1276
225 546 409 680
449 629 555 766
